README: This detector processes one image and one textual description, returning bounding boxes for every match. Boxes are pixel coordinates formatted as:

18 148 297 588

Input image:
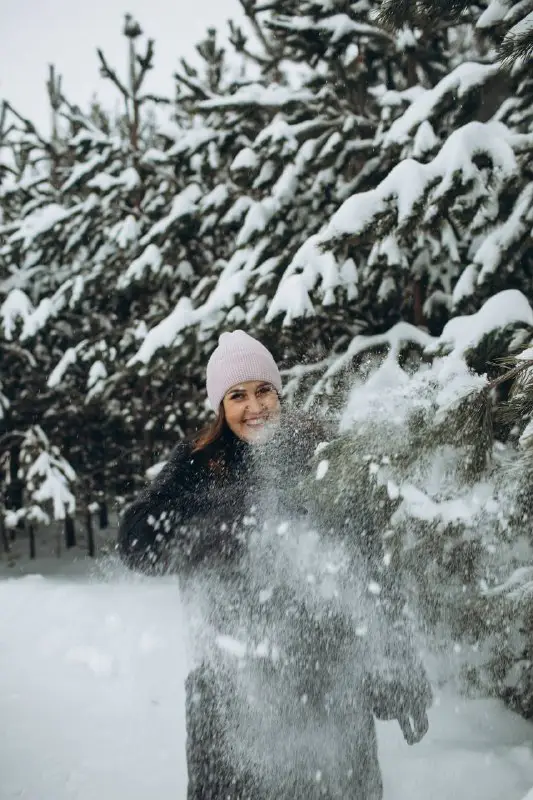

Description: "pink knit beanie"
206 330 282 410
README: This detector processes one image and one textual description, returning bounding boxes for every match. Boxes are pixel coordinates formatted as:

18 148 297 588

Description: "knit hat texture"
206 330 282 410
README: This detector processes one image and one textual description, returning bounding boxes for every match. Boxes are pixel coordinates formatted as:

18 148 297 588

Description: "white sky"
0 0 241 135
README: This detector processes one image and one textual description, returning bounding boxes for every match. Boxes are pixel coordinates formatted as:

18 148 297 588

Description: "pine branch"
46 64 62 112
138 94 171 105
0 431 26 450
488 358 533 391
58 100 104 135
238 0 276 55
0 162 18 178
97 49 130 100
174 67 214 100
228 20 269 66
134 38 155 94
1 344 38 368
376 0 414 30
377 0 471 30
1 101 54 156
499 20 533 66
0 101 18 146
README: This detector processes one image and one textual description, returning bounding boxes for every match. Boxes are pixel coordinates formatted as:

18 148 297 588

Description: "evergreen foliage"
377 0 533 66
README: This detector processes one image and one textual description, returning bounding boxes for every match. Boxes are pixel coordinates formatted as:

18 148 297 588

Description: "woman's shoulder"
148 438 209 493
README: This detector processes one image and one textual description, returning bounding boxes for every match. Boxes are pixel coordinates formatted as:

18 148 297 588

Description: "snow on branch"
47 340 88 389
140 184 202 245
268 13 394 44
382 62 500 147
2 427 77 528
319 121 518 249
198 83 315 110
21 427 76 521
2 277 86 343
427 289 533 359
487 567 533 601
128 246 270 365
473 183 533 286
301 322 434 411
265 234 357 326
8 203 78 247
128 297 197 365
500 10 533 64
118 244 163 288
166 126 219 156
477 0 533 64
477 0 513 30
61 152 110 193
266 274 316 326
1 288 33 340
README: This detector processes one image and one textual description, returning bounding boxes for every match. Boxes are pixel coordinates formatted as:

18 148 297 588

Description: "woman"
118 330 432 800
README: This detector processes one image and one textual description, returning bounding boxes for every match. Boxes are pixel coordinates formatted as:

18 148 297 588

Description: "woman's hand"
366 664 433 745
397 706 430 745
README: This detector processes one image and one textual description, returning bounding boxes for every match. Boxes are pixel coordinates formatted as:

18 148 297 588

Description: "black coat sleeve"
117 442 199 574
357 528 433 726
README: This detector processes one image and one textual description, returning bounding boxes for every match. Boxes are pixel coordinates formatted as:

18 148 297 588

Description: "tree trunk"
129 37 139 152
8 445 23 510
29 523 36 560
86 509 95 558
99 499 109 529
412 280 426 327
0 512 10 554
64 514 76 548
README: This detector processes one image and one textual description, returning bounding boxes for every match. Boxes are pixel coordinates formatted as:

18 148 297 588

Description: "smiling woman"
193 330 284 450
117 329 432 800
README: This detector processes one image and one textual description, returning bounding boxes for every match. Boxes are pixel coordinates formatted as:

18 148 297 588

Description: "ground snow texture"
1 560 533 800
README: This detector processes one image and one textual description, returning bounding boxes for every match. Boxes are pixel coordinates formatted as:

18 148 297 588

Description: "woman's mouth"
244 417 268 427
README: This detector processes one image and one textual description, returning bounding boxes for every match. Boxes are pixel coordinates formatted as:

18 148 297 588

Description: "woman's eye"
258 386 273 395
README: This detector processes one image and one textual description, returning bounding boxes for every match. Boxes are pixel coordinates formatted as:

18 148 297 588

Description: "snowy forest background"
1 0 533 727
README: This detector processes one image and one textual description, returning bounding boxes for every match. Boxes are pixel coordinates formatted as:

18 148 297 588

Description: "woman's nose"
246 394 263 413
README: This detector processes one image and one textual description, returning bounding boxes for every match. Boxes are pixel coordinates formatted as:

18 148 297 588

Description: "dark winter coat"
118 416 432 800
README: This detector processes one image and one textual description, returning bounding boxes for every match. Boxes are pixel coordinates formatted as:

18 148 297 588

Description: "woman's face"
223 380 281 444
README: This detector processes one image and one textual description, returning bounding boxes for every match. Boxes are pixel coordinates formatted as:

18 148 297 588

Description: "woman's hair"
192 404 227 452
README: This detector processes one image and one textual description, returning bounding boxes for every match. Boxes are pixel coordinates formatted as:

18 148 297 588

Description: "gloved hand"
397 706 429 745
366 669 432 745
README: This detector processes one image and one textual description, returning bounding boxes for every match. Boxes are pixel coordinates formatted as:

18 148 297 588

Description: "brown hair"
192 405 227 452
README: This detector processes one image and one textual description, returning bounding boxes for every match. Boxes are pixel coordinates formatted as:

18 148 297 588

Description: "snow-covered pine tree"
478 339 533 719
0 89 74 534
226 1 533 713
0 425 76 558
291 289 533 712
0 18 170 517
286 51 532 345
125 0 478 402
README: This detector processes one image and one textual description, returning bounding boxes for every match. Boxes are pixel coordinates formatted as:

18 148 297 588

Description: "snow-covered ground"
1 556 533 800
